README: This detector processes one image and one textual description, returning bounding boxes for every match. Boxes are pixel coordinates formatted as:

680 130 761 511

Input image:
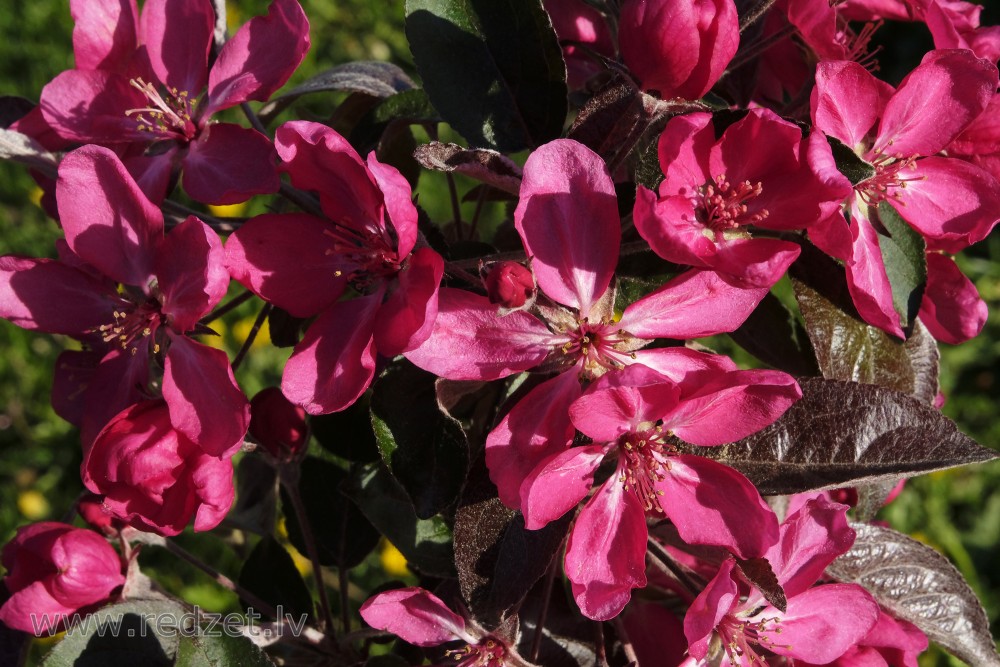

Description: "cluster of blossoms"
1 0 998 664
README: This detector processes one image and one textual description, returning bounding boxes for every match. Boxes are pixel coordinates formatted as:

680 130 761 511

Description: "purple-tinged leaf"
736 557 786 613
687 378 996 495
414 141 522 194
827 522 1000 667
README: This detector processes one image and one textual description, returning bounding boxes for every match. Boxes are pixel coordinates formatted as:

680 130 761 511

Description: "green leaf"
827 135 877 185
729 290 820 377
350 88 439 152
238 535 314 619
370 360 470 519
875 201 927 335
344 463 456 577
228 455 278 535
404 0 567 151
174 632 275 667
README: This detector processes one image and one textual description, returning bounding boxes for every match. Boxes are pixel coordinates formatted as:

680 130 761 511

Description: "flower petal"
182 123 280 205
360 587 470 646
520 444 608 530
40 70 147 143
70 0 139 72
366 151 418 257
811 61 891 150
139 0 213 95
373 247 444 356
919 252 987 344
845 212 904 337
155 216 229 333
684 558 740 660
765 495 854 597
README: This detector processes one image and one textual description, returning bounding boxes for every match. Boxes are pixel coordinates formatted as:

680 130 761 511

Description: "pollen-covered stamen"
555 317 638 380
444 637 507 667
126 78 197 140
617 425 673 512
696 174 769 235
856 154 922 205
322 225 402 291
839 19 883 72
94 301 164 356
714 614 771 666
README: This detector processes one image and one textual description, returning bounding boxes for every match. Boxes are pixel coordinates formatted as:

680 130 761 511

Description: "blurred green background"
1 1 999 665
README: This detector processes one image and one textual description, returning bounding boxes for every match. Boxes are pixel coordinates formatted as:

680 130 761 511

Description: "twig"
231 303 272 371
469 185 489 240
739 0 778 33
530 553 561 662
446 172 464 239
611 617 639 666
646 537 702 597
162 199 242 232
201 290 254 325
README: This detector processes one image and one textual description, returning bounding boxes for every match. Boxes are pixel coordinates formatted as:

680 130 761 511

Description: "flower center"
95 301 164 356
856 153 922 206
617 427 673 512
324 225 402 292
696 174 768 235
445 637 507 667
126 78 198 141
555 317 638 380
715 611 792 665
840 20 883 71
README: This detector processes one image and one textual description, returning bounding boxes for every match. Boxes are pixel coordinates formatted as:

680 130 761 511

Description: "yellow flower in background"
379 540 410 577
207 202 249 218
17 489 50 520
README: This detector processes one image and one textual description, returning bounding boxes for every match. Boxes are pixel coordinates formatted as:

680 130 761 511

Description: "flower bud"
483 261 535 309
0 522 125 635
249 387 309 461
77 492 125 537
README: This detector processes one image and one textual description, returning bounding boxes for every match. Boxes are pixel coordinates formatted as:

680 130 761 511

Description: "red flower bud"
484 261 535 309
77 493 125 537
249 387 309 460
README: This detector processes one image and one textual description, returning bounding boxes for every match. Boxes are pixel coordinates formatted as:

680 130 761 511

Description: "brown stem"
231 303 271 371
611 617 639 666
645 537 702 597
201 290 254 325
530 551 561 662
739 0 778 33
162 199 242 232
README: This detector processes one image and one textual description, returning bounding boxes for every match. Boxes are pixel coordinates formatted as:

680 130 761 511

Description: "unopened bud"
250 387 308 461
484 261 535 309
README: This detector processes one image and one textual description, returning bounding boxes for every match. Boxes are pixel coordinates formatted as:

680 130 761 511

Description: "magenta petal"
57 145 163 287
0 580 78 634
811 61 890 149
52 350 102 427
206 0 310 112
520 444 608 530
360 588 470 646
667 369 801 446
124 151 177 204
70 0 139 72
485 371 582 508
139 0 213 95
374 248 444 356
0 256 121 334
633 188 715 269
564 478 648 621
182 124 280 205
404 288 554 381
920 253 987 344
40 70 147 143
711 237 801 288
808 211 854 261
569 368 682 442
163 334 250 456
190 451 236 532
657 112 715 194
875 49 998 157
893 156 1000 245
756 584 880 663
684 558 740 659
845 214 904 337
766 495 854 597
155 216 229 333
225 213 349 318
514 139 620 314
282 293 381 414
660 455 779 559
80 346 151 446
366 152 418 257
618 269 768 339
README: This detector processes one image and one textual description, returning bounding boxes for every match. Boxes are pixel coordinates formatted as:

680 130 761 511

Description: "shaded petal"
206 0 310 112
57 145 163 286
565 478 648 621
515 139 619 314
71 0 139 72
360 588 470 646
633 187 715 268
657 112 715 195
163 334 250 456
139 0 213 95
124 150 177 204
0 256 121 334
0 580 79 634
920 252 987 344
485 371 582 508
404 288 555 381
659 455 779 559
155 216 229 333
40 70 147 143
182 123 280 205
52 350 102 427
684 558 740 660
80 346 150 446
366 151 418 257
845 212 904 337
225 213 349 317
282 292 381 414
765 495 854 597
618 269 768 339
808 211 854 261
189 452 236 532
520 444 608 530
811 61 891 149
373 247 444 356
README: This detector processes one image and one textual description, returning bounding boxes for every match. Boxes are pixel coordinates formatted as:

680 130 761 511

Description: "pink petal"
765 495 854 597
892 156 1000 246
225 213 349 318
710 237 800 288
163 334 250 456
631 347 738 380
485 371 582 508
618 269 768 339
282 292 381 414
52 350 102 427
656 112 715 195
666 369 801 446
403 288 555 381
40 70 148 143
660 455 779 559
564 478 648 621
373 247 444 356
875 49 998 157
920 252 987 344
57 145 163 287
206 0 310 112
0 256 121 335
155 216 229 333
683 558 740 659
139 0 213 95
756 584 880 663
0 580 80 634
633 188 716 269
366 151 418 257
808 211 855 261
124 151 177 204
811 61 892 149
514 139 619 314
80 346 151 446
70 0 139 72
569 366 682 442
189 452 237 531
845 212 904 337
182 123 280 205
360 587 471 646
520 444 608 530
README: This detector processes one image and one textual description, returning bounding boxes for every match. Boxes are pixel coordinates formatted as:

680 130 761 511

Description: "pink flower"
684 496 880 665
38 0 309 204
360 587 517 666
798 609 928 667
619 0 739 99
249 387 309 461
542 0 615 89
0 522 125 635
483 261 536 310
810 51 1000 337
519 363 796 620
82 400 236 537
0 145 249 454
404 139 778 508
634 108 851 288
225 121 445 414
